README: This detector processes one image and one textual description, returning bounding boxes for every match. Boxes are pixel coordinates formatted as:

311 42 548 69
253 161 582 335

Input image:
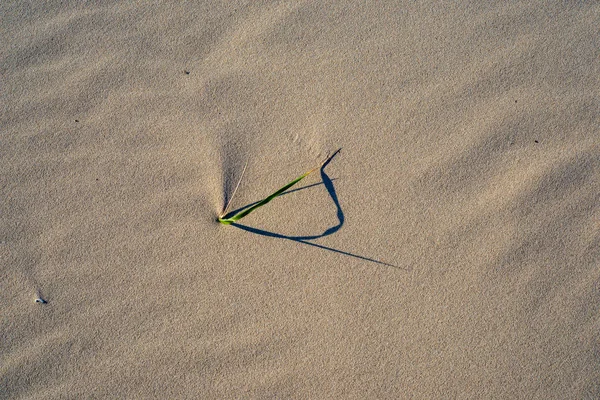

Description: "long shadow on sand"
226 151 401 269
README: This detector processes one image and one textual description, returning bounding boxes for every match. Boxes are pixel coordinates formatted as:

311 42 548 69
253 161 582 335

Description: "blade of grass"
220 159 248 218
218 150 340 225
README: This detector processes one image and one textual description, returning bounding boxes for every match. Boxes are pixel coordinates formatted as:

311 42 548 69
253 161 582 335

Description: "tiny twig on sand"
220 159 248 218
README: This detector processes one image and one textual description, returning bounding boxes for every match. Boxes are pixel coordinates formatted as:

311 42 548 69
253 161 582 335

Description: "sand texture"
2 1 599 398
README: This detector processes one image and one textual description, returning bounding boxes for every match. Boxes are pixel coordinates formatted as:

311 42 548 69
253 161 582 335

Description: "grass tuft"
218 150 340 225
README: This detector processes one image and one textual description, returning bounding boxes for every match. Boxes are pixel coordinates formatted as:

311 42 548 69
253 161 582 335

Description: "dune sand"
2 1 599 398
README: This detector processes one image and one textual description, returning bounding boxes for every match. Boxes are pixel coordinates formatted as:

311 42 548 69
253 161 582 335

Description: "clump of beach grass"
218 150 339 225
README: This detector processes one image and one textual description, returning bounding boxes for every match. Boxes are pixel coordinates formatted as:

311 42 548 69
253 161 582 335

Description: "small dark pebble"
534 140 539 143
184 70 190 75
75 120 79 122
35 298 47 304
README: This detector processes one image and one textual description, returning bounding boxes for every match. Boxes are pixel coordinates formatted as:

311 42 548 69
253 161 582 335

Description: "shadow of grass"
227 150 403 269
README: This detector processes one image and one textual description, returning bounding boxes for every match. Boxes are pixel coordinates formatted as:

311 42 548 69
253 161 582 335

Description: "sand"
2 1 599 398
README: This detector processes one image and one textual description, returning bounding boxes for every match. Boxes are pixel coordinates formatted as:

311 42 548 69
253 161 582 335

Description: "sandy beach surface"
2 1 599 398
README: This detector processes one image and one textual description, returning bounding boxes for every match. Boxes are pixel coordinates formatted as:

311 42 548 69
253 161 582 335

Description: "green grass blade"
217 167 317 225
218 150 339 225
